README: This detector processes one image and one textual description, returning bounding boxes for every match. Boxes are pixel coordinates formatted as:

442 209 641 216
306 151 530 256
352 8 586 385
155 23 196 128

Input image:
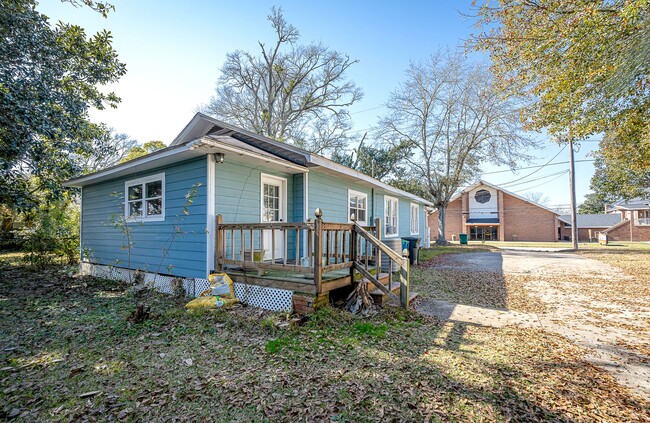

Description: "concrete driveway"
415 250 650 399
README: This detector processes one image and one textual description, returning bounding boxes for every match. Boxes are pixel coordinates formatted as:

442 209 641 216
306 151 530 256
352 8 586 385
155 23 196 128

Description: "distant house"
64 113 431 312
602 198 650 242
428 180 560 242
558 214 622 242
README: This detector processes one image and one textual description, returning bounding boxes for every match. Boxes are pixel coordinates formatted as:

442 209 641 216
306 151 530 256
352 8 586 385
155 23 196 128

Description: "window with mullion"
410 203 419 235
384 196 398 237
125 174 165 221
348 190 367 225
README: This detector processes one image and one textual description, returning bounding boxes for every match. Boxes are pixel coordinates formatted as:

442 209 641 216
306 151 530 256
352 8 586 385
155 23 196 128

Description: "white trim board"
124 172 166 222
206 154 216 276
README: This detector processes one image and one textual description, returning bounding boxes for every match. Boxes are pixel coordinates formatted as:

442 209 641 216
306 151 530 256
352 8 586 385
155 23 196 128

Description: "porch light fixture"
213 153 224 163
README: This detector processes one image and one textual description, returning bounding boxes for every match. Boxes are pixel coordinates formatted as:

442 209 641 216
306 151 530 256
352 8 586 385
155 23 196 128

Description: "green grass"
0 252 648 421
418 244 493 262
474 241 650 250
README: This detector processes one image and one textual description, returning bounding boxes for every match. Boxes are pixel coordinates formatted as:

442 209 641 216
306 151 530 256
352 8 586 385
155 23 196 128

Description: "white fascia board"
63 143 196 187
308 155 432 206
197 137 308 174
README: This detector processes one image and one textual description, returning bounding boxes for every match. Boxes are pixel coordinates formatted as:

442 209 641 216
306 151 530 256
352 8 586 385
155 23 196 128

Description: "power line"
482 159 595 175
500 169 570 188
347 126 374 135
512 170 569 192
499 145 566 186
349 105 384 115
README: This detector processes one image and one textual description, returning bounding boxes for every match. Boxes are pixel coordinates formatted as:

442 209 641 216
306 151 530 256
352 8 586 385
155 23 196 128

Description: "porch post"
313 209 323 294
374 217 382 274
215 214 223 272
400 248 410 308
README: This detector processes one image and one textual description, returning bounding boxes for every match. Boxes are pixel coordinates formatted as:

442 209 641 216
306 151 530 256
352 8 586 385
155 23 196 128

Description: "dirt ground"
414 249 650 400
3 251 650 421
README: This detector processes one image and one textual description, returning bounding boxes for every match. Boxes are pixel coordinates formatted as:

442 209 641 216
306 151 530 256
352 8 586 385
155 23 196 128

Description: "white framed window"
410 203 419 235
384 195 399 237
348 189 368 225
124 173 165 222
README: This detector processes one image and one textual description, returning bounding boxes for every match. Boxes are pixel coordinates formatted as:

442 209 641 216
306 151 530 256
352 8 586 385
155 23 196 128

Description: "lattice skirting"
79 262 293 312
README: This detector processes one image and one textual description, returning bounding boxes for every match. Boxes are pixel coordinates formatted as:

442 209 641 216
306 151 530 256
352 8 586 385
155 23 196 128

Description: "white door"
261 174 286 262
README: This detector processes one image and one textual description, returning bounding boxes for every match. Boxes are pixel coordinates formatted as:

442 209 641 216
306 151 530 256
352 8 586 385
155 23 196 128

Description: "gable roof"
450 179 560 215
65 113 432 205
558 213 622 228
611 197 650 211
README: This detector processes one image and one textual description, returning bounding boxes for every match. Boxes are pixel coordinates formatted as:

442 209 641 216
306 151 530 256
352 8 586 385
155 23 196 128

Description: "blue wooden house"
65 114 431 311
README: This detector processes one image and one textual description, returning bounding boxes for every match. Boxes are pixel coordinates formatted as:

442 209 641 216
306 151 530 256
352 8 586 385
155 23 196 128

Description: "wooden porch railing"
215 208 410 308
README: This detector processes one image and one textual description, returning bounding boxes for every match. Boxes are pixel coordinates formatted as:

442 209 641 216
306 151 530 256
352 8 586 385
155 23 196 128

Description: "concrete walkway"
415 250 650 400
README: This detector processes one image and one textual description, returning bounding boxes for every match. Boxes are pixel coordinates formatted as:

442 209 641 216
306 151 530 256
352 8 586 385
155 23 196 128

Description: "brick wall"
631 222 650 241
606 220 631 241
502 193 557 242
559 223 608 242
607 219 650 241
292 293 329 314
429 189 560 242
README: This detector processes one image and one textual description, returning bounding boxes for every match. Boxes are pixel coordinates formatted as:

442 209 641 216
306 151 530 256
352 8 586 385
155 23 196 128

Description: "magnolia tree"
377 50 536 243
0 0 126 208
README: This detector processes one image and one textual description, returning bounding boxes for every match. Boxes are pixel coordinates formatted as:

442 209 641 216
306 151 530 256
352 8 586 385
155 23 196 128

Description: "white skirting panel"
79 262 293 312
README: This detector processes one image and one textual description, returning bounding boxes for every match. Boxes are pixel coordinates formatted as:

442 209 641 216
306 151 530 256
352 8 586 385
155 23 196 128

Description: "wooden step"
369 281 401 304
384 291 419 307
369 281 400 296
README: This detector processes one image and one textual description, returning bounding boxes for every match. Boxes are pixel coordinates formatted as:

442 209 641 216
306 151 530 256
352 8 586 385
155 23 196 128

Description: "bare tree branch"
200 7 362 155
376 50 537 243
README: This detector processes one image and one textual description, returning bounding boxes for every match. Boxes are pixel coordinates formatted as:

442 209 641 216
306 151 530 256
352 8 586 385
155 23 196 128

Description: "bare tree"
202 7 362 155
78 128 138 173
523 191 549 206
377 50 536 244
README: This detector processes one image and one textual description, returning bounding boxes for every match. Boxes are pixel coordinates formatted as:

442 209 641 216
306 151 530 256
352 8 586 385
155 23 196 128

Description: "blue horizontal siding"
307 172 372 223
215 158 298 260
81 157 208 278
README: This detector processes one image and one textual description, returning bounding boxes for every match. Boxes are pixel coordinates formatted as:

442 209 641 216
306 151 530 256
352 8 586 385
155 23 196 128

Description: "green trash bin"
459 233 468 245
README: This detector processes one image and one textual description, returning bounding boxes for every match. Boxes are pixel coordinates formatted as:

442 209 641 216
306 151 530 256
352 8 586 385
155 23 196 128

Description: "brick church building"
429 180 561 242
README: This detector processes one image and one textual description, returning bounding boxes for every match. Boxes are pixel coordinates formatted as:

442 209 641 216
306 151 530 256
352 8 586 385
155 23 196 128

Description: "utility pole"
568 139 578 250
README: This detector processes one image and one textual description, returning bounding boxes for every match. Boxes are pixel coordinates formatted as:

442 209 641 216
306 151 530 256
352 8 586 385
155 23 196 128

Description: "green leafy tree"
0 0 126 208
470 0 649 141
120 141 166 163
578 192 615 214
202 7 362 155
590 114 650 200
331 136 411 181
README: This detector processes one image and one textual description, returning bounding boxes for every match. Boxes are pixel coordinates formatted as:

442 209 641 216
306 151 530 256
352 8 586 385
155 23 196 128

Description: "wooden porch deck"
223 265 377 294
215 209 412 307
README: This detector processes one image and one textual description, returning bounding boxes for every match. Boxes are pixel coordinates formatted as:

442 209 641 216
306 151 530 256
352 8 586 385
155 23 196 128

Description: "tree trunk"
437 205 448 245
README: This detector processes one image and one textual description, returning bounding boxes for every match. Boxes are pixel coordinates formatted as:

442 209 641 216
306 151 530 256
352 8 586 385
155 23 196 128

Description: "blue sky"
39 0 598 208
